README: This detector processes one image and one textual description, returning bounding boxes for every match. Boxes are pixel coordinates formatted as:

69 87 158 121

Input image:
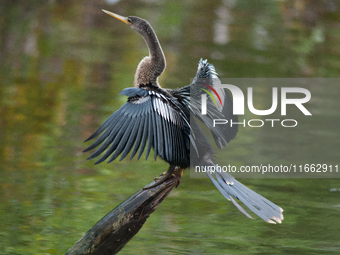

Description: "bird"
83 9 283 224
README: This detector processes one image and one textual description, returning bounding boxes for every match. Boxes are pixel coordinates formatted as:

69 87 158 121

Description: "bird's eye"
127 18 132 24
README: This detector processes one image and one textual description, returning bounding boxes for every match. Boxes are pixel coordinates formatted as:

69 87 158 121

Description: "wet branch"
65 169 182 255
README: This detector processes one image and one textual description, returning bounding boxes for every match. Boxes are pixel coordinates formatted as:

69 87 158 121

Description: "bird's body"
84 10 283 224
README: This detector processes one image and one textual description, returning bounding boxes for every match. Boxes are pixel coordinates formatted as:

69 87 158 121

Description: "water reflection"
0 0 340 254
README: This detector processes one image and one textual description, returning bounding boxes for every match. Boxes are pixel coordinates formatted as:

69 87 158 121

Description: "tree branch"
65 168 182 255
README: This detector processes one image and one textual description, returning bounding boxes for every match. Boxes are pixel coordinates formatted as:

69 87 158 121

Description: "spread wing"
83 87 191 167
176 59 238 149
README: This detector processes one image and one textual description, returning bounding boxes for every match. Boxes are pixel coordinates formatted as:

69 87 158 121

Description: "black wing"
186 60 283 223
83 87 191 167
175 58 238 149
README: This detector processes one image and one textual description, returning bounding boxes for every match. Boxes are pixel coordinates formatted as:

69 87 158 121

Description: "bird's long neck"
134 22 166 88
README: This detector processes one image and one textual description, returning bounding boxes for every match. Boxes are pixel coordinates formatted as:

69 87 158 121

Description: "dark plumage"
84 10 283 223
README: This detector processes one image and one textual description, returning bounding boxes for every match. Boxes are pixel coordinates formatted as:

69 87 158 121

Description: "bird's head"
102 9 165 88
102 10 151 35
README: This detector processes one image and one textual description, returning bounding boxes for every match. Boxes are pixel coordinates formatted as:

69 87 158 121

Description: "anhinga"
84 10 283 224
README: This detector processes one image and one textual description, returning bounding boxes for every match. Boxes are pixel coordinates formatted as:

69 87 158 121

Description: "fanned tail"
206 165 283 224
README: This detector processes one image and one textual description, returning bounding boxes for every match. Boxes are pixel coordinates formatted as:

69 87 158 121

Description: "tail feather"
207 168 283 224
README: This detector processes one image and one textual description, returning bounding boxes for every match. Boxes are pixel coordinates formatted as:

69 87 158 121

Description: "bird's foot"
173 167 184 188
153 171 167 181
144 165 179 189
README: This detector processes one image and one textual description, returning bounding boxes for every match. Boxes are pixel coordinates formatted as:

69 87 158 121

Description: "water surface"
0 1 340 254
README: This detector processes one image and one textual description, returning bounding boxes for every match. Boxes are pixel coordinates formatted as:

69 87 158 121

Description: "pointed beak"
102 9 130 24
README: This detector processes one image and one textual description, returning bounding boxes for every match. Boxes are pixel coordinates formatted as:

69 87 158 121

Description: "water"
0 0 340 254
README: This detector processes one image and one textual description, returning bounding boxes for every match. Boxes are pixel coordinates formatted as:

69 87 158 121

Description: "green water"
0 1 340 254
